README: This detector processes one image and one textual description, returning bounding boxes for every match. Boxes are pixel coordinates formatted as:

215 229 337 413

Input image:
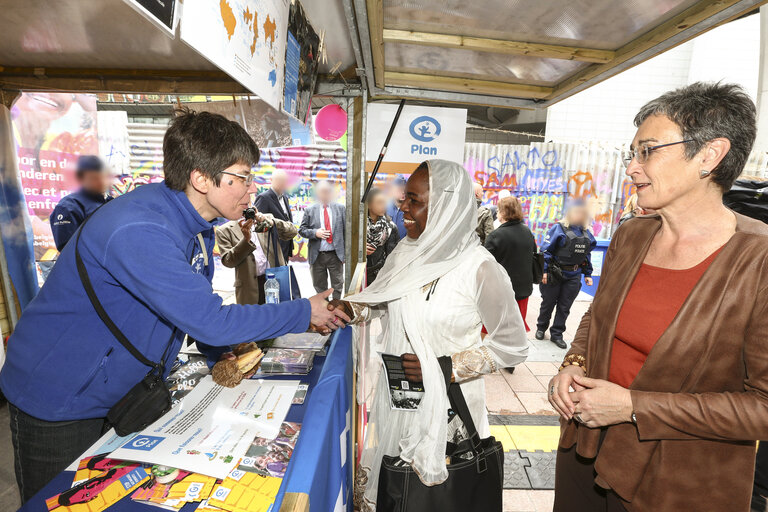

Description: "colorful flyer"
45 463 150 511
66 430 137 472
109 376 299 479
238 422 300 478
131 465 217 506
208 467 282 512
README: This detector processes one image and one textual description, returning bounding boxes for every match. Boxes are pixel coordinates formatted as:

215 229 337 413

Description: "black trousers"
554 445 628 512
752 442 768 511
537 274 582 339
9 403 107 503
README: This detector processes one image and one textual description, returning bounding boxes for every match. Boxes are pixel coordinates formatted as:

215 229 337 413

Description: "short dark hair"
498 196 523 222
163 108 260 191
634 82 756 192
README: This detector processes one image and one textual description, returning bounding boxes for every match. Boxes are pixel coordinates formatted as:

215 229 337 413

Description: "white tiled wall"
545 15 761 145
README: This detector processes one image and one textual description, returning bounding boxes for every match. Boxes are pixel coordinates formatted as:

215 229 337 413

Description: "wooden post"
344 95 366 290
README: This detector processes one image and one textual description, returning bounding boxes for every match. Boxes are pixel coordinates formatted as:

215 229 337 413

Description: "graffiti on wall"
465 142 629 244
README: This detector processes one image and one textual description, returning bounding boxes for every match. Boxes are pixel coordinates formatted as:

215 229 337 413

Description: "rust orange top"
608 247 724 388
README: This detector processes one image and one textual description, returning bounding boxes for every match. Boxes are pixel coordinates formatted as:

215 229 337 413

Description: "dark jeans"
753 442 768 511
554 445 628 512
311 251 344 300
9 403 106 503
537 274 582 339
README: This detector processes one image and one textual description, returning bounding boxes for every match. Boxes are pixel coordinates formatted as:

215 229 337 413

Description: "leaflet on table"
109 376 299 479
238 421 301 478
65 429 137 472
381 353 425 411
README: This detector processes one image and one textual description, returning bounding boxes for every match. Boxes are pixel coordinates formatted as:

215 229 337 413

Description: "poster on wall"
282 0 320 123
11 93 99 260
181 0 290 113
365 104 467 173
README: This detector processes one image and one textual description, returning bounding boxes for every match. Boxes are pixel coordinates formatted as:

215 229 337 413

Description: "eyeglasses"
219 170 255 186
621 140 694 167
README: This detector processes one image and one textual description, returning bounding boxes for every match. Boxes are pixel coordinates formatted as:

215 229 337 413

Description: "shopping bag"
265 226 301 302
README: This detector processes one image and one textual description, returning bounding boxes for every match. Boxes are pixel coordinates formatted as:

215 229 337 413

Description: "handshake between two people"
307 290 354 334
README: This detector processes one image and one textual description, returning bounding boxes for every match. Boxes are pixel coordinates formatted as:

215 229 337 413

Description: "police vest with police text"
554 224 590 266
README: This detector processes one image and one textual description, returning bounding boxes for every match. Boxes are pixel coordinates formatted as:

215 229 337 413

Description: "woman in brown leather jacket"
548 82 768 512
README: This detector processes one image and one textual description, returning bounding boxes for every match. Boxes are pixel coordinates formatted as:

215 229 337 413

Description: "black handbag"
376 356 504 512
74 221 176 436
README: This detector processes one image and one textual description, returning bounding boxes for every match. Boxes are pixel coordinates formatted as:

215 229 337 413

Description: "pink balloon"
315 104 348 141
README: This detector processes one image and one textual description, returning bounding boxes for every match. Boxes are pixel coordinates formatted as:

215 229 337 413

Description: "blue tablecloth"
19 327 354 512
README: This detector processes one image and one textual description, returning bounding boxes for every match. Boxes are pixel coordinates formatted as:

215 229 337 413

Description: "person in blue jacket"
386 176 407 239
535 202 596 349
49 155 113 252
0 109 348 503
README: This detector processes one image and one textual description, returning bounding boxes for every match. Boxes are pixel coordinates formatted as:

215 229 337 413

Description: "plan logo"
123 435 165 451
409 116 441 156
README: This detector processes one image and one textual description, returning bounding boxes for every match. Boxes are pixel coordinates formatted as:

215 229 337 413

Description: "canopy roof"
0 0 765 108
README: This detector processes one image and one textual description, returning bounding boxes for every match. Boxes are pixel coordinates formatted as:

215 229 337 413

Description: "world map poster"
181 0 290 113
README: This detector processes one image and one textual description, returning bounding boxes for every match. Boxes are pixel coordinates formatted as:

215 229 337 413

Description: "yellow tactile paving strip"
490 425 560 453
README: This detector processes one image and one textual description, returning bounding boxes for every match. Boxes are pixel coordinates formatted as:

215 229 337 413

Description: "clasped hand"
307 291 351 334
548 367 633 427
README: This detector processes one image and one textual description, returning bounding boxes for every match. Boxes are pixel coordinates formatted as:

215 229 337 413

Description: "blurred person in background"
473 182 494 244
216 193 297 305
617 192 651 227
535 202 595 349
49 155 112 252
386 176 407 239
485 196 536 332
299 180 346 300
365 188 400 284
254 168 294 262
548 82 768 512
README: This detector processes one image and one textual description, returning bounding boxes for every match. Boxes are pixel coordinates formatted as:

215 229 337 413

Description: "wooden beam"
382 29 615 63
279 493 309 512
366 0 385 88
384 71 551 100
0 66 247 94
549 0 768 100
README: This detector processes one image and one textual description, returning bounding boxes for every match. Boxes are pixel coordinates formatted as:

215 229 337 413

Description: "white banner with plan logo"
365 104 467 173
110 376 299 479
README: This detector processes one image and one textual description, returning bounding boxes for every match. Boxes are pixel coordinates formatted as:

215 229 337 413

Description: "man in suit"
299 181 345 300
254 169 294 262
216 207 297 305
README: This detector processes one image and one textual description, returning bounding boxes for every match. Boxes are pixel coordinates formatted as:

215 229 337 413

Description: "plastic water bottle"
265 273 280 304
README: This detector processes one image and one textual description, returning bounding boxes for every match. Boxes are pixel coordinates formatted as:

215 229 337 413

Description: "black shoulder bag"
376 356 504 512
74 221 176 436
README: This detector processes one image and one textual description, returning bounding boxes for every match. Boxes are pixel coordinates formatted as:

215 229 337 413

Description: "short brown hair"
498 196 523 222
163 108 260 191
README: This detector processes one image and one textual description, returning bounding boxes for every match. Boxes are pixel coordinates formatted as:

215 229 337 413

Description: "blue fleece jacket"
540 223 596 278
0 183 311 421
49 188 113 252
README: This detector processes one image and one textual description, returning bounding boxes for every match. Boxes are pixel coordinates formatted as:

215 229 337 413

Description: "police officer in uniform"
535 202 596 348
50 155 112 252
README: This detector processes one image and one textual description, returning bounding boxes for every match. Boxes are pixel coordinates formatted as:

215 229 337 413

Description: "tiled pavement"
489 289 593 512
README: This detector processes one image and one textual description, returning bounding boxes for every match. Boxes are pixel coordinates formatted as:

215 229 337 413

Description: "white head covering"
349 159 481 488
349 159 480 304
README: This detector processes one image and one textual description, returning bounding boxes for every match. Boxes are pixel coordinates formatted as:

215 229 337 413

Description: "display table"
19 327 354 512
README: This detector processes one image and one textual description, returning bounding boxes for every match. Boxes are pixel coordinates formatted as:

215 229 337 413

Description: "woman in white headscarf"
333 160 529 510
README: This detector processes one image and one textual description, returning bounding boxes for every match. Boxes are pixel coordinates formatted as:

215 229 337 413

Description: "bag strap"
74 217 174 372
438 356 484 453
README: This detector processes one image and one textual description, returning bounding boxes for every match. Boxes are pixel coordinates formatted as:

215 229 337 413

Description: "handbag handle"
74 216 176 373
438 356 484 455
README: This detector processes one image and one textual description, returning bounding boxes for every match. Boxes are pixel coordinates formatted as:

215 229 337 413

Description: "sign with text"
365 104 467 173
11 92 99 260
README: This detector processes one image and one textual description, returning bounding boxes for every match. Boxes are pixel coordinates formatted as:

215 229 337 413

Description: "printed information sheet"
110 376 298 479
